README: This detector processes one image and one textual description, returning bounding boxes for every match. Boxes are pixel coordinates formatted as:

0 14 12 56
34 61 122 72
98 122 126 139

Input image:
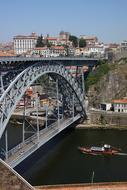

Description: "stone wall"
89 111 127 127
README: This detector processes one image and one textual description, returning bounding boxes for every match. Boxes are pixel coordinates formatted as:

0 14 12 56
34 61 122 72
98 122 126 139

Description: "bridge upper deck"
0 56 99 62
0 56 99 67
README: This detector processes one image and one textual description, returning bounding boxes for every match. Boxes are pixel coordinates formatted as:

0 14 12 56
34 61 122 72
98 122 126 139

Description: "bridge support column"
22 122 25 144
44 105 48 128
56 79 60 125
22 95 26 144
81 66 85 101
72 94 75 120
36 95 40 142
0 74 4 96
5 130 8 161
61 95 64 119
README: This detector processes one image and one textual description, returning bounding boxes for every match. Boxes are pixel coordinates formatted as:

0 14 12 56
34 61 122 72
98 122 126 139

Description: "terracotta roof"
34 47 48 50
112 99 127 104
0 50 15 57
47 37 57 41
51 46 64 50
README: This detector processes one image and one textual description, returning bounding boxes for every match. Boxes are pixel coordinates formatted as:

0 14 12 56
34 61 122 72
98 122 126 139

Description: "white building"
79 35 98 45
50 46 66 57
13 32 38 55
32 46 66 57
32 47 50 57
100 103 112 111
112 99 127 113
87 43 105 56
121 40 127 51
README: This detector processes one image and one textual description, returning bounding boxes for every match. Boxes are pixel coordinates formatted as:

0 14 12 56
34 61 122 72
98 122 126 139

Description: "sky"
0 0 127 43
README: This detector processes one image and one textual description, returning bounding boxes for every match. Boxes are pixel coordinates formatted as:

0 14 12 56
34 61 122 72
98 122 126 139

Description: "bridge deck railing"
7 117 73 158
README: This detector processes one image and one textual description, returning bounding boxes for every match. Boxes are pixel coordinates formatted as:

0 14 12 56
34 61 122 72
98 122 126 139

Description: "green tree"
85 62 110 91
69 35 78 47
36 34 45 47
46 40 52 47
79 38 86 48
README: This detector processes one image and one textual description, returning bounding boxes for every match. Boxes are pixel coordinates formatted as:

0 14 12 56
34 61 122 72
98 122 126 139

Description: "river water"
13 127 127 186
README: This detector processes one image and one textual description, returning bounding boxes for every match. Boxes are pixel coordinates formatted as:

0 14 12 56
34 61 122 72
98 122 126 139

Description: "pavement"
36 183 127 190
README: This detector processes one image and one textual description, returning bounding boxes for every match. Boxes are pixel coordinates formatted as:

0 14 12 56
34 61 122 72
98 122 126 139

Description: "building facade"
112 99 127 113
13 32 38 55
79 35 98 45
32 47 50 57
121 40 127 51
32 46 66 57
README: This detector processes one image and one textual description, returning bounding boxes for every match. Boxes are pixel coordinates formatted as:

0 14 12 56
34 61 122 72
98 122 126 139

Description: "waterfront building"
13 32 38 55
112 99 127 113
100 103 112 111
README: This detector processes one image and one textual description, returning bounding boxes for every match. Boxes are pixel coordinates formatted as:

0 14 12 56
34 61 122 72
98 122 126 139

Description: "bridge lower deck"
5 115 80 168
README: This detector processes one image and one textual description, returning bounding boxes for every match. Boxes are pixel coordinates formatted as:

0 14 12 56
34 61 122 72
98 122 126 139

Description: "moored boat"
78 144 120 155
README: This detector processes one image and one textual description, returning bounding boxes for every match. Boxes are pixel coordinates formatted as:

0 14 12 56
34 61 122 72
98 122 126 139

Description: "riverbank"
36 182 127 190
76 123 127 130
76 110 127 130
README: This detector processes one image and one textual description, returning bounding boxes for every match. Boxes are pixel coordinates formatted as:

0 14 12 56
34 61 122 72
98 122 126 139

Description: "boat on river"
78 144 120 155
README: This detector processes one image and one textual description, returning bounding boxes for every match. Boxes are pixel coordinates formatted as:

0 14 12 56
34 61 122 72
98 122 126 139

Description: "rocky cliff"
87 58 127 108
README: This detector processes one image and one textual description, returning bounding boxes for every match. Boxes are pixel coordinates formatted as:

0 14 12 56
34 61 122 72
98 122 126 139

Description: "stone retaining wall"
89 111 127 127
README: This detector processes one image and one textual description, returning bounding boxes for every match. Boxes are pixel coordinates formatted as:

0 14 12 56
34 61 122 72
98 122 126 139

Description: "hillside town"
0 31 127 60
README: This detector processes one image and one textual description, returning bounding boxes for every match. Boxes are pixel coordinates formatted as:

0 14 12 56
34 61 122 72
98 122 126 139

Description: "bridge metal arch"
0 63 86 139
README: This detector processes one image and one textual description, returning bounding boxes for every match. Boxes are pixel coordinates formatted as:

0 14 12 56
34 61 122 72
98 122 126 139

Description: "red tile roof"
51 46 64 50
47 37 57 41
0 50 15 57
112 99 127 104
34 47 48 50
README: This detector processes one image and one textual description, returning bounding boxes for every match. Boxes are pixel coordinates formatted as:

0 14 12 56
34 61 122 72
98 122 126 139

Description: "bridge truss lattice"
0 63 86 139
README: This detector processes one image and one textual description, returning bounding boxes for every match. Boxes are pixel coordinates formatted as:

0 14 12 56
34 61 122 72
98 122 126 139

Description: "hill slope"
86 58 127 108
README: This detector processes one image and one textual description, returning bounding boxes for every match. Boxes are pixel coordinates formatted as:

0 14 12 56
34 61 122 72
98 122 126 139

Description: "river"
12 126 127 186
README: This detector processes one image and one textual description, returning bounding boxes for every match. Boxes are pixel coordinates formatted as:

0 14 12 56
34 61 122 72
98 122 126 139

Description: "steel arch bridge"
0 63 86 139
